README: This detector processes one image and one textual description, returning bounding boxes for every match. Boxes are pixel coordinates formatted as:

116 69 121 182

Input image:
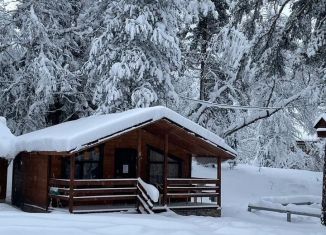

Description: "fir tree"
85 0 186 113
1 0 90 133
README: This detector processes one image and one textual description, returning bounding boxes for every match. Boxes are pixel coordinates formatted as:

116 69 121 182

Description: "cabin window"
148 147 182 185
62 146 103 179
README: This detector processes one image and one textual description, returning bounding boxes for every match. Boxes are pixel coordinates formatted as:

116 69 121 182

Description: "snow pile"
258 195 321 205
15 106 236 156
0 117 16 159
138 178 159 203
249 195 321 215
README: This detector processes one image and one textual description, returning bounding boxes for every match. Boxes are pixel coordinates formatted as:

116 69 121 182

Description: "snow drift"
0 117 16 159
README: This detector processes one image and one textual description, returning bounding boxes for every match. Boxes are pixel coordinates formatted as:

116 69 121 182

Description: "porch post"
46 155 51 211
163 134 169 205
0 158 8 202
69 155 75 213
217 157 222 207
137 129 142 178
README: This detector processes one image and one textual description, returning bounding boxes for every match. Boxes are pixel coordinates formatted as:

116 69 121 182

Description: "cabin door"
12 155 23 207
0 158 8 201
115 149 137 178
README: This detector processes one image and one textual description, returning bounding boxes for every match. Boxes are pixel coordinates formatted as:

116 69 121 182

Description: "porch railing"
49 178 156 214
49 177 220 213
166 178 220 208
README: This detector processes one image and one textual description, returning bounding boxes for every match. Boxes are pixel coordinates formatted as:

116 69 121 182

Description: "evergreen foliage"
0 0 324 169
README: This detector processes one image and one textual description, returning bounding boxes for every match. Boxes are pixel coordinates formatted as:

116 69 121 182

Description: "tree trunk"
199 17 208 101
322 144 326 225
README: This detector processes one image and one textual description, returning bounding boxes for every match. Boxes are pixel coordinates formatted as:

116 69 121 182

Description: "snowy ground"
1 164 325 234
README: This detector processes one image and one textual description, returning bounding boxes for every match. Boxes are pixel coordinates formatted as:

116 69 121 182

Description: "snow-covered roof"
0 117 17 159
314 113 326 127
16 106 236 156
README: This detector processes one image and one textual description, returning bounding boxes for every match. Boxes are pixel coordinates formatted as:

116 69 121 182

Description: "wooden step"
73 208 137 214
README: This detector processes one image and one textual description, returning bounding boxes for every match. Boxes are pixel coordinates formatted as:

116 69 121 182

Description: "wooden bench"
248 205 320 222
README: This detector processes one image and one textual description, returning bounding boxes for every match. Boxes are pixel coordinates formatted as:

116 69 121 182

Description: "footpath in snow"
0 164 325 235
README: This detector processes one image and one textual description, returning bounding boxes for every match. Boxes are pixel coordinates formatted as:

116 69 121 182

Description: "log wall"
12 153 49 212
102 129 191 180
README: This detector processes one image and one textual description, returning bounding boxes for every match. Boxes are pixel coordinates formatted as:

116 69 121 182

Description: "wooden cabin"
11 106 236 216
314 114 326 138
0 158 8 202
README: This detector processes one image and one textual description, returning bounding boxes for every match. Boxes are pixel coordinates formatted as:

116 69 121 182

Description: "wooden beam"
143 120 235 159
169 133 215 156
67 179 137 187
167 178 218 184
46 156 51 211
189 154 193 178
137 129 142 178
163 134 169 205
68 155 75 213
25 151 72 156
217 157 222 206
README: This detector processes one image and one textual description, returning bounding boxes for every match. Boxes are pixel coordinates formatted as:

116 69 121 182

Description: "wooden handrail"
166 177 220 205
167 178 219 184
136 182 155 214
49 178 70 186
49 178 138 187
49 178 157 214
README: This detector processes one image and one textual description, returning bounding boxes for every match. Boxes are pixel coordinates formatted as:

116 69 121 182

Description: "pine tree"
84 0 189 113
227 0 325 166
184 0 325 167
1 0 90 133
0 1 21 132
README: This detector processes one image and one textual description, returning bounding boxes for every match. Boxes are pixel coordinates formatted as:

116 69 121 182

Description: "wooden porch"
47 119 223 215
48 176 221 214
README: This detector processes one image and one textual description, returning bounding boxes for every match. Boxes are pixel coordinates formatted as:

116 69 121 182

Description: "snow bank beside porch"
0 117 16 159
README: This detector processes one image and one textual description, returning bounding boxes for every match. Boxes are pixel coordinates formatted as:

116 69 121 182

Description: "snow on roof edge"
15 106 237 157
70 118 155 153
73 117 237 157
91 107 237 156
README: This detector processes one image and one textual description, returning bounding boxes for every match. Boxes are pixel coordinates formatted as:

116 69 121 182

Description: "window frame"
62 145 104 179
147 145 183 185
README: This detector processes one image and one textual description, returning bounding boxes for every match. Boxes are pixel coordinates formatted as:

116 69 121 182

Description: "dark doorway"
115 149 137 178
0 158 8 201
12 155 23 207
